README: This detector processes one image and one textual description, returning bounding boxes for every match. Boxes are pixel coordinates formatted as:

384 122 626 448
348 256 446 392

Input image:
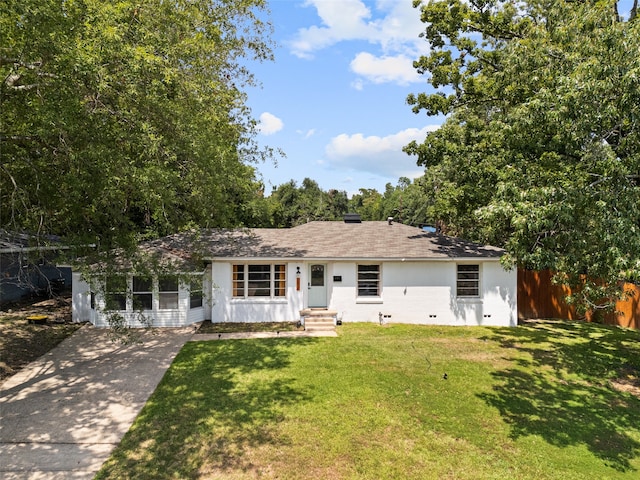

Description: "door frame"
307 263 328 308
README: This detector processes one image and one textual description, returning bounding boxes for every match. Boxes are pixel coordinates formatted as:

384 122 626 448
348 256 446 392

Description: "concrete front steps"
300 309 338 334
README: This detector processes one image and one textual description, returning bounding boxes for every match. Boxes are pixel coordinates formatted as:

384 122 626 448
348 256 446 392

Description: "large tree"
267 178 349 227
1 0 273 253
406 0 640 313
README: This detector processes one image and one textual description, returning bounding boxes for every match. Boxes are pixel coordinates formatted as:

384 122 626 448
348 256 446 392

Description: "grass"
96 320 640 479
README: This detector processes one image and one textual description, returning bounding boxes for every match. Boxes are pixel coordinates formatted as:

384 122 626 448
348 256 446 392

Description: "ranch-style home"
71 216 517 328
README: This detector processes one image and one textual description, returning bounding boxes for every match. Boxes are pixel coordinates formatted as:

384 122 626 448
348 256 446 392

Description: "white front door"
308 264 327 307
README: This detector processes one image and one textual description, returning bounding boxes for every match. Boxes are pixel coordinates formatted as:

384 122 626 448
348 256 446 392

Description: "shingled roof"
147 221 503 264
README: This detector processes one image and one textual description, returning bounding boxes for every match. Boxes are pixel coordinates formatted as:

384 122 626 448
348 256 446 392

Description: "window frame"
189 276 203 309
105 275 127 311
456 264 480 298
132 275 153 311
357 264 381 298
158 276 179 310
232 263 287 299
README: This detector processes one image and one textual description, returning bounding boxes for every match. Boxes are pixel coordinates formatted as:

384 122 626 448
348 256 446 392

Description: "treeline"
254 177 436 229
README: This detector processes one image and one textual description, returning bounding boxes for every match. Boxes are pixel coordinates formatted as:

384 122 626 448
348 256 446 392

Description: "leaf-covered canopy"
407 0 640 312
1 0 273 253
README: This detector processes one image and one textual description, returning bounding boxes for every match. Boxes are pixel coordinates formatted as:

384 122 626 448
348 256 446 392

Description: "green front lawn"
96 321 640 479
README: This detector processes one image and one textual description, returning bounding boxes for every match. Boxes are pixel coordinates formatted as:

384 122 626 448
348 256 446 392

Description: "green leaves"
409 0 640 310
1 0 273 251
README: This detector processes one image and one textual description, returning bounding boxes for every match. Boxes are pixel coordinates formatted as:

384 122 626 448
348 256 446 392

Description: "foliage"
263 176 437 227
347 187 383 220
406 0 640 311
380 176 437 227
96 322 640 479
1 0 274 252
266 178 349 227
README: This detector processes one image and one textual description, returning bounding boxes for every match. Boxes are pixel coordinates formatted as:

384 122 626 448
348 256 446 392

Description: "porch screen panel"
248 265 270 296
233 265 245 297
159 276 179 309
358 265 380 297
133 276 153 310
106 276 127 310
274 264 286 297
190 278 203 309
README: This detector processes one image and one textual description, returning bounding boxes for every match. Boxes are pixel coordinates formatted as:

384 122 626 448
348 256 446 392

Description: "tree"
381 177 436 227
348 188 384 221
406 0 640 313
267 178 350 227
1 0 273 253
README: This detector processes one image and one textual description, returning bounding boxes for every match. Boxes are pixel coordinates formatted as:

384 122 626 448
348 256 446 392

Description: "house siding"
70 222 518 328
211 262 304 323
72 260 516 328
327 260 516 327
72 273 208 328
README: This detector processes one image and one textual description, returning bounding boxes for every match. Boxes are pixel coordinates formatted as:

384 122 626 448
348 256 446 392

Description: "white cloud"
351 78 364 91
289 0 376 58
257 112 284 135
350 52 420 86
325 125 440 178
296 128 317 139
289 0 430 82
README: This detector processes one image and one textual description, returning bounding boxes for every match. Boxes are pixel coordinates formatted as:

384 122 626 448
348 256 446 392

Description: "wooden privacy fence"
518 269 640 330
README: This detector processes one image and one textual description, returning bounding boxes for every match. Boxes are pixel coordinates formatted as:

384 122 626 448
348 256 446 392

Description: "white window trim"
105 275 128 311
456 263 481 299
158 276 180 310
232 263 287 300
356 263 382 300
132 275 153 311
189 274 204 310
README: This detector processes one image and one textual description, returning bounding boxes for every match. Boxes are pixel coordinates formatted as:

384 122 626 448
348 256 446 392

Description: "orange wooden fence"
517 269 640 330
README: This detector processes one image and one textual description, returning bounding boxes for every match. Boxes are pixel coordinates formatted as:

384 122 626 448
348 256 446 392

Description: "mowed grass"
96 321 640 480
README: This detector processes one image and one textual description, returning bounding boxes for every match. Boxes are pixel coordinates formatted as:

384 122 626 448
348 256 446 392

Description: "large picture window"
457 264 480 297
357 264 380 297
233 264 286 298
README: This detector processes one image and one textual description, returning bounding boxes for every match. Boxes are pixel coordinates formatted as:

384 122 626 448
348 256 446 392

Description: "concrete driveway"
0 326 193 480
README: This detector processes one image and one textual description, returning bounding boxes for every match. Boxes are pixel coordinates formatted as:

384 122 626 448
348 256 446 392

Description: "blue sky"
245 0 442 196
246 0 637 196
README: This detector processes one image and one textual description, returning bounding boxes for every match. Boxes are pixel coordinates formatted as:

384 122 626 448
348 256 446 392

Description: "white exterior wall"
71 272 95 324
211 262 304 323
91 286 189 328
327 260 516 327
72 274 207 328
71 260 517 328
478 262 518 327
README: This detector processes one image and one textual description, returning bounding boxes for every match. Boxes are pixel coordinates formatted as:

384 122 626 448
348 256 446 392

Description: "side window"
233 265 245 297
357 264 380 297
274 264 286 297
457 265 480 297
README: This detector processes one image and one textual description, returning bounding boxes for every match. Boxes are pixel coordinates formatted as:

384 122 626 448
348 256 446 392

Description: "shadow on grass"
96 337 316 479
479 320 640 472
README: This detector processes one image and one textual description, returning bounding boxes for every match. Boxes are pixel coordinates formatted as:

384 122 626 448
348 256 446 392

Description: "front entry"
308 264 327 307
